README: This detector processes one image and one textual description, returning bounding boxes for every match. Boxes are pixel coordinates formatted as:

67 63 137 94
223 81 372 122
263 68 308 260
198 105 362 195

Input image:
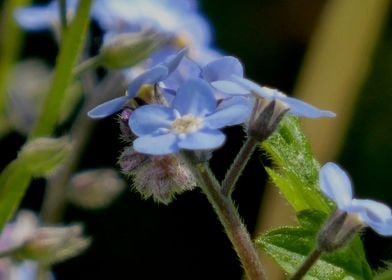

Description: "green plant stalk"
0 0 32 114
289 248 323 280
221 137 258 197
58 0 67 30
183 156 266 280
30 0 93 138
40 73 125 223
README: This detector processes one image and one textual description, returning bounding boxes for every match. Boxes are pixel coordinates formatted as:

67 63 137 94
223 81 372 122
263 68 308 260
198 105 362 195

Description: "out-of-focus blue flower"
129 78 249 155
213 75 336 118
92 0 220 68
14 0 78 31
88 49 186 118
320 162 392 236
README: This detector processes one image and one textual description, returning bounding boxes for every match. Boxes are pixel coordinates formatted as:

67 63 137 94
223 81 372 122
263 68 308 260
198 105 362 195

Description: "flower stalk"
183 153 266 280
221 137 258 197
289 248 323 280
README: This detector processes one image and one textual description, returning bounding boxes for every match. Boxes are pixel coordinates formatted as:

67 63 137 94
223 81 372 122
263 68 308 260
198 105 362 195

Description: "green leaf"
30 0 93 138
257 210 373 280
0 137 70 231
262 116 332 212
374 262 392 280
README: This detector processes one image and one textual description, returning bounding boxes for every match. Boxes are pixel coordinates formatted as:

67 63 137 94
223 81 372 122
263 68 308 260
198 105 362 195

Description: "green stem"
40 73 125 223
0 246 21 258
289 248 323 280
72 56 101 77
183 156 266 280
221 137 258 197
58 0 67 31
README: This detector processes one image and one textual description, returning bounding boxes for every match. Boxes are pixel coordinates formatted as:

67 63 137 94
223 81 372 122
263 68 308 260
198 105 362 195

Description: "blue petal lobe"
211 81 250 95
127 65 169 97
162 48 187 74
202 56 243 82
173 78 216 116
129 105 174 136
133 133 178 155
178 129 225 150
283 97 336 118
87 96 129 118
319 162 353 209
205 102 251 129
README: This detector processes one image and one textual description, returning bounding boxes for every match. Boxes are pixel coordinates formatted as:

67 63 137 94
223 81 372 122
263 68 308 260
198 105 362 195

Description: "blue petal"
173 78 216 116
202 56 244 82
14 6 56 31
161 48 187 74
205 101 251 129
133 133 178 155
161 57 201 91
319 162 353 209
129 105 175 136
230 76 269 96
352 199 392 236
283 97 336 118
211 81 250 95
127 65 169 97
178 129 225 150
87 96 129 118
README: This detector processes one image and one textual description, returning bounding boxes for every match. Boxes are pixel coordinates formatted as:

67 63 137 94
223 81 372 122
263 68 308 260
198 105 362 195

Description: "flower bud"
16 224 91 265
118 146 149 173
18 137 71 177
130 155 196 204
317 210 363 252
67 169 126 209
118 109 135 143
99 30 168 69
247 98 289 141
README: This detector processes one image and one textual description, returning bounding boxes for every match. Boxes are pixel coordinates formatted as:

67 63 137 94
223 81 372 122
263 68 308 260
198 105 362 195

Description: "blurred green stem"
58 0 67 31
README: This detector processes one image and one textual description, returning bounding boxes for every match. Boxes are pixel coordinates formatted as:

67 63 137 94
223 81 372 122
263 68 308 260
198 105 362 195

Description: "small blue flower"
14 0 78 31
87 49 186 118
213 75 336 118
320 162 392 236
129 78 249 155
92 0 220 68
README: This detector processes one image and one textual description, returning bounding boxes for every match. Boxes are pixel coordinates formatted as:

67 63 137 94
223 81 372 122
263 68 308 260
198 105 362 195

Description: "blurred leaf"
374 262 392 280
257 210 373 280
262 116 332 212
0 0 32 121
0 137 70 231
30 0 93 138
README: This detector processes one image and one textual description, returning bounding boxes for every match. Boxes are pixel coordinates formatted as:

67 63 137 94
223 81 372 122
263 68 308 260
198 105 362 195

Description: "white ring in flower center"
171 114 203 135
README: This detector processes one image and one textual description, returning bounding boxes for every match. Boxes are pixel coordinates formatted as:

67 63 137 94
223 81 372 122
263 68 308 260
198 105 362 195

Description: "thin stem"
222 137 258 197
183 156 266 280
58 0 67 31
289 248 323 280
0 246 20 258
72 56 101 77
40 73 126 223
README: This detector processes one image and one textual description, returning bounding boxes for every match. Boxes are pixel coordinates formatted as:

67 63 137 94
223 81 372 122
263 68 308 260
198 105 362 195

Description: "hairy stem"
183 155 266 280
289 248 323 280
222 137 258 197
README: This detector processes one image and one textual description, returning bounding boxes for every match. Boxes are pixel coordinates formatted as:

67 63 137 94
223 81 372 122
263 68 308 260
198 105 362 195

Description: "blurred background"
1 0 392 279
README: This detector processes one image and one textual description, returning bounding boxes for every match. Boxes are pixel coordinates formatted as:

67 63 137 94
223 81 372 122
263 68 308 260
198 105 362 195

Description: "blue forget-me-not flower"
88 49 187 118
14 0 79 31
129 78 249 155
320 162 392 236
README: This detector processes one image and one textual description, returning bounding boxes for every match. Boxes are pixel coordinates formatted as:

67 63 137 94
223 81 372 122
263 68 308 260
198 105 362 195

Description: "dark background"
1 0 392 279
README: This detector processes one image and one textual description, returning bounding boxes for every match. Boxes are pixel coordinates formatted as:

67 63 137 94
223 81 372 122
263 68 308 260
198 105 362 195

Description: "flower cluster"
89 49 334 156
